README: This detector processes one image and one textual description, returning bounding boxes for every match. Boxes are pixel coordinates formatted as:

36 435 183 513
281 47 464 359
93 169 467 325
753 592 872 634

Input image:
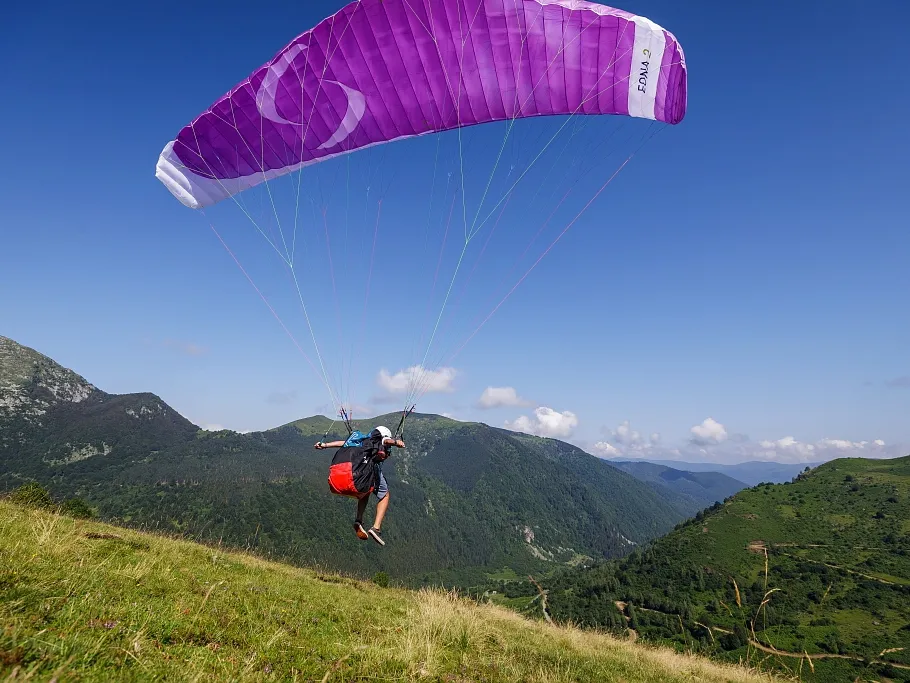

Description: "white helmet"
371 425 392 440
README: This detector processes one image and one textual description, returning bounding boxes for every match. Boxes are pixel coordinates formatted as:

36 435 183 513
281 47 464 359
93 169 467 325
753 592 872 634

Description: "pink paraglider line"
204 218 324 386
445 154 633 365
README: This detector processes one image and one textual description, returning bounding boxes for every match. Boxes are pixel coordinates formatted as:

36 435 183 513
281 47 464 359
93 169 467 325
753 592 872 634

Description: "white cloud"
613 420 642 445
817 438 856 450
477 386 531 409
377 366 457 394
587 417 902 466
758 436 816 459
598 421 659 452
753 436 892 464
593 441 621 456
199 423 251 434
505 406 578 438
690 417 728 446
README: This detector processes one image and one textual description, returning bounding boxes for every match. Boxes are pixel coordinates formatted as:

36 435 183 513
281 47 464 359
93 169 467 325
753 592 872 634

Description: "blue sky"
3 0 909 464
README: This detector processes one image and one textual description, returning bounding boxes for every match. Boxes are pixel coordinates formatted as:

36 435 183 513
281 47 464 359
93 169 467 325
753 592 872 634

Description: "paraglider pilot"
315 426 405 546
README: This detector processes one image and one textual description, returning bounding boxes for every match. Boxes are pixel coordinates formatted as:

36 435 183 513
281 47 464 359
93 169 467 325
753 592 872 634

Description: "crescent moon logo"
255 42 366 152
316 82 366 151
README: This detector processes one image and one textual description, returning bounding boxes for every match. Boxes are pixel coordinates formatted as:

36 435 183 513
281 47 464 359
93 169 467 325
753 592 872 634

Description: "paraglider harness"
324 405 414 499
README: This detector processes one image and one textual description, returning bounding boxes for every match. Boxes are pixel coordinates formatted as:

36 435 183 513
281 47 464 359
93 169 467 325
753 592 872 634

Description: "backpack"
327 436 389 499
342 430 368 447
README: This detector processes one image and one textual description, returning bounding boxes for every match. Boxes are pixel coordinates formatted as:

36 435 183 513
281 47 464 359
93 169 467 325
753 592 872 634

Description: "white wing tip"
156 141 203 209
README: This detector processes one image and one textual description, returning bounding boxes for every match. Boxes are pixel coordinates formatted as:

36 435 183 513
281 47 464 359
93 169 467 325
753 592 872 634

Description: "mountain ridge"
607 459 748 516
0 335 98 419
611 456 821 485
0 335 682 584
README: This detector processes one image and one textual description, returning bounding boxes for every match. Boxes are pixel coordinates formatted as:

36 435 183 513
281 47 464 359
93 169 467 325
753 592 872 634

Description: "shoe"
353 521 368 540
367 527 385 546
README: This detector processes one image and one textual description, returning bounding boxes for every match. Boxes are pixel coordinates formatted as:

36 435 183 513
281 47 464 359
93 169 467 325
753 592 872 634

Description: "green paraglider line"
445 155 633 366
416 191 458 363
428 191 514 362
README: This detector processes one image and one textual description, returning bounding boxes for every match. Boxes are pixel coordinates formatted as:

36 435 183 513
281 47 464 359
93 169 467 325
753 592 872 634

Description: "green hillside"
0 499 776 682
1 336 682 587
540 456 910 682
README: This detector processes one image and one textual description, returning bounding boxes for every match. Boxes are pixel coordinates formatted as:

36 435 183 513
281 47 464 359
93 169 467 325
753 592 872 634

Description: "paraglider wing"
156 0 687 209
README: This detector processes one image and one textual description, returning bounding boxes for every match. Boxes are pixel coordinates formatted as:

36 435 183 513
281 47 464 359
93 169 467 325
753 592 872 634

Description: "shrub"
59 497 95 519
9 482 54 509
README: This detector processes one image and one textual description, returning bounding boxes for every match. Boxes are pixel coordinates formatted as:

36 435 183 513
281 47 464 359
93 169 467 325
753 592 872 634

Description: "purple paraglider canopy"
156 0 687 209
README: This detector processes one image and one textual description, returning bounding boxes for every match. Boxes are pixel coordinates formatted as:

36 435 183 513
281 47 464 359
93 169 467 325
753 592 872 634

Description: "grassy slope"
0 500 776 682
542 456 910 682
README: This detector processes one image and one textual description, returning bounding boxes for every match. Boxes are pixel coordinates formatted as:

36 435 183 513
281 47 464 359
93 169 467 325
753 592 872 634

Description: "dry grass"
0 500 780 682
392 589 781 682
